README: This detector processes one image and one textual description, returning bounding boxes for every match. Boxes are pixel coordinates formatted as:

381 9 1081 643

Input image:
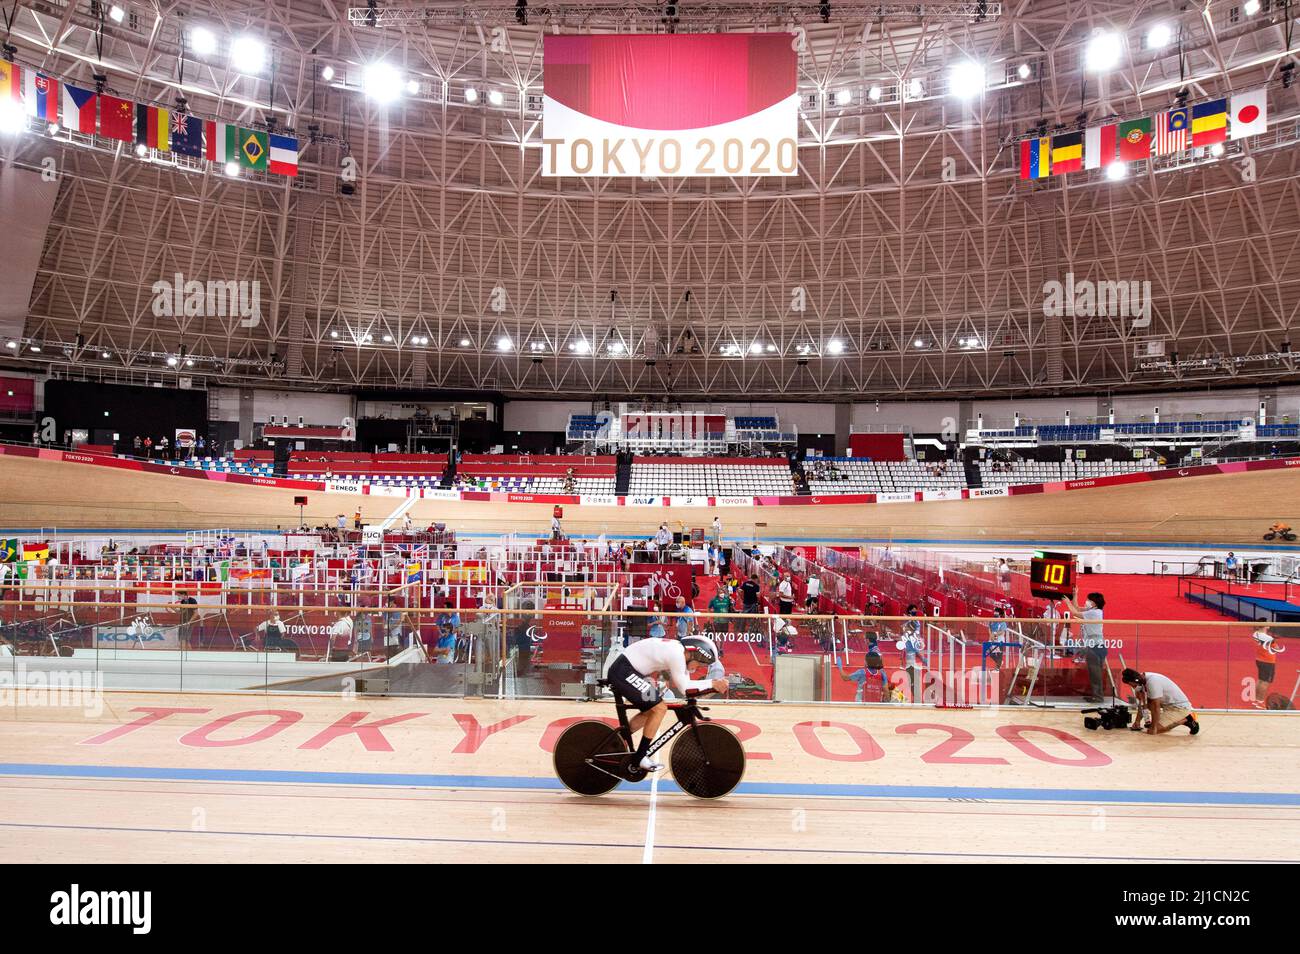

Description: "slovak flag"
61 83 98 133
23 71 59 121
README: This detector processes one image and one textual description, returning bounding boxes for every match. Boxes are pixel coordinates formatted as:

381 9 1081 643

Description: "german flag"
1050 131 1083 174
135 103 171 152
1191 98 1227 147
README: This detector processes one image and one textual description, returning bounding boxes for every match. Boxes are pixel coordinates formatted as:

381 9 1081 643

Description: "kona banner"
542 32 798 178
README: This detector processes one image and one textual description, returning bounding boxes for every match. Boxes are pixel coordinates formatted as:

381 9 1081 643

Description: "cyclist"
607 635 727 773
1269 522 1293 537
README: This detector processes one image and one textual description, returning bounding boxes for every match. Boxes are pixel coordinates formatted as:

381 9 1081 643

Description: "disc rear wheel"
670 722 745 799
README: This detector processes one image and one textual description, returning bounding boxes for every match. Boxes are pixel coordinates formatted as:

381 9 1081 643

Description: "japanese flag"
1229 89 1267 140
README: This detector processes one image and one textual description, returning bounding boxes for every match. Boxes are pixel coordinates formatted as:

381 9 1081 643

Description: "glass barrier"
4 591 1295 712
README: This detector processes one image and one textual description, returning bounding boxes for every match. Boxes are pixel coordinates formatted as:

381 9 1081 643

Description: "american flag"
1153 111 1190 155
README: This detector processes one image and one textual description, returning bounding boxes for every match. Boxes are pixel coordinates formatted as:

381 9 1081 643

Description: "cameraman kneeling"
1121 668 1200 736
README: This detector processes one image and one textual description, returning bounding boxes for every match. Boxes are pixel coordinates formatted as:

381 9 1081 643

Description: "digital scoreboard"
1029 551 1076 598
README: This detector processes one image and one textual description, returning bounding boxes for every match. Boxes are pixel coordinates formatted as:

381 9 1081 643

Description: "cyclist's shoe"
639 756 664 773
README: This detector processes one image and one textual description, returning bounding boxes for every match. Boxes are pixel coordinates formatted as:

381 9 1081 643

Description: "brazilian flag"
0 539 17 562
237 128 269 171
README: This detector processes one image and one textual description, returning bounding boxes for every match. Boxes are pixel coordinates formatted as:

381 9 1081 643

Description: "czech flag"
62 83 98 133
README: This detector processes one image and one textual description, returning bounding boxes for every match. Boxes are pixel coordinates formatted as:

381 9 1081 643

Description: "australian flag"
170 112 203 158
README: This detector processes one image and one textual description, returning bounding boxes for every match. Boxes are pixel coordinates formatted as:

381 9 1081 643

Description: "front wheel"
1264 532 1277 541
670 722 745 799
554 720 625 796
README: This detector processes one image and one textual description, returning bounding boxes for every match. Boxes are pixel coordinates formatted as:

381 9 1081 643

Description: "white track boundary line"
642 769 660 865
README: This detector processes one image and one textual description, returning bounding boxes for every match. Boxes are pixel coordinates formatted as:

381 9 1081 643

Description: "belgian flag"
1050 131 1083 174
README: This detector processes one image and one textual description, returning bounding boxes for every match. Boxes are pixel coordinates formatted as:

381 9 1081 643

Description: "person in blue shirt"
673 595 694 639
898 606 927 701
987 607 1009 669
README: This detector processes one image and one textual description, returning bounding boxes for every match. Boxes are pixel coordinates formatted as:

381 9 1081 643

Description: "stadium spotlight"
28 345 40 353
329 330 339 339
1106 161 1128 180
868 85 882 102
488 89 505 106
224 161 240 177
4 341 16 349
1146 23 1173 49
190 26 217 56
827 338 845 354
0 100 25 135
465 87 479 103
1243 0 1260 14
749 341 764 355
573 339 591 354
835 89 852 106
950 60 986 98
1017 62 1031 80
101 351 111 358
407 79 420 95
1085 31 1123 72
363 62 404 103
47 122 60 134
908 78 924 99
134 143 148 157
166 356 178 366
321 64 335 81
108 5 125 23
1210 142 1225 157
607 341 626 355
230 35 266 74
497 336 513 352
913 338 926 348
382 334 393 342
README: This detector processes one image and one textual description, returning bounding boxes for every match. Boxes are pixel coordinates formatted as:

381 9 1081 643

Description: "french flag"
23 71 59 122
61 83 98 134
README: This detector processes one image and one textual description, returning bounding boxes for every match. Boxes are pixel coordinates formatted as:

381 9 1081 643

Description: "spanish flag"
1050 131 1083 174
0 61 20 103
1191 98 1227 147
22 542 49 562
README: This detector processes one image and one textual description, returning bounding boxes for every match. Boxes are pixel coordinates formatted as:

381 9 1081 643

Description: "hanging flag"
1117 117 1152 161
1153 110 1190 155
0 539 17 562
236 127 269 170
1084 123 1119 169
204 119 238 162
99 94 135 141
1050 131 1083 174
268 133 299 176
1018 136 1051 180
1191 98 1227 147
0 61 20 103
135 102 170 151
1168 105 1190 132
1229 88 1267 140
405 562 423 584
23 71 59 121
170 112 203 157
62 83 98 133
22 542 49 561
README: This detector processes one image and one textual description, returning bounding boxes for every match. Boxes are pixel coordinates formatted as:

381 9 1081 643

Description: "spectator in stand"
1251 627 1285 707
1224 551 1239 583
335 513 347 543
674 595 694 639
157 435 169 459
551 511 564 542
196 435 206 455
256 611 288 651
777 573 794 616
176 591 198 650
997 558 1012 594
987 608 1009 669
899 605 926 701
653 523 672 553
353 508 363 531
804 573 821 612
770 614 798 653
711 516 722 546
403 511 414 532
133 435 141 454
143 436 153 458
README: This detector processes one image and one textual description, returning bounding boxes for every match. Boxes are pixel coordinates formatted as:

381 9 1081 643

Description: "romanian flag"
0 539 17 562
1191 98 1227 147
1050 131 1083 174
22 542 49 562
1019 136 1051 180
0 61 20 103
135 103 170 151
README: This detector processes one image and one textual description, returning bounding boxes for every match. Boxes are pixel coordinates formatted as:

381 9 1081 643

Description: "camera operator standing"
1122 668 1200 735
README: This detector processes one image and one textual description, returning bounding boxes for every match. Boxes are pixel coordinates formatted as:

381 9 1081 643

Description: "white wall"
209 388 353 425
503 400 591 431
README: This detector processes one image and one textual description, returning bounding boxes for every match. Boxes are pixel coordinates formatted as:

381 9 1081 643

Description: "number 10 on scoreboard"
1029 551 1076 598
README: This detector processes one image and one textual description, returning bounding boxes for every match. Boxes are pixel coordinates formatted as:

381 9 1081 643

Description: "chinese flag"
99 94 135 141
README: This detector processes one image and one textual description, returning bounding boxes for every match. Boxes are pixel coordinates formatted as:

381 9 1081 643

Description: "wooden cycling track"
0 694 1295 864
3 453 1300 543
